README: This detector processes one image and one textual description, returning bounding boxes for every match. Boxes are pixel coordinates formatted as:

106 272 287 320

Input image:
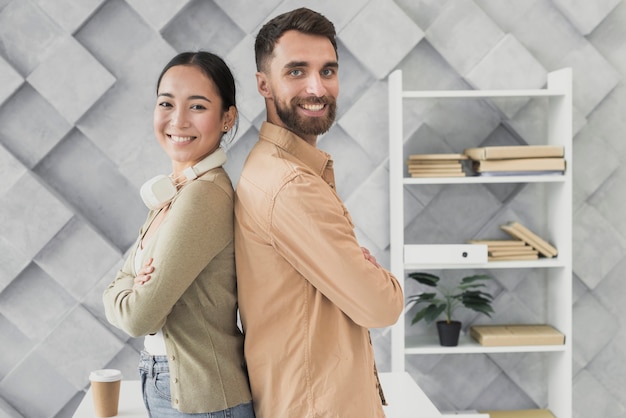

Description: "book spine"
500 223 557 258
464 146 564 160
474 158 565 172
509 222 558 256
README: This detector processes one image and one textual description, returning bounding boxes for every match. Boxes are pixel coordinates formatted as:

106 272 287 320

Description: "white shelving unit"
388 68 572 417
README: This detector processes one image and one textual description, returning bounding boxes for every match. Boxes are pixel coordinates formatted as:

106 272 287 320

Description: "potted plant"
406 272 495 346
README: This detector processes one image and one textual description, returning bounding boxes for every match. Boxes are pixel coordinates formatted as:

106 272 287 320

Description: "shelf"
404 258 566 270
403 174 566 185
405 335 567 355
388 68 572 417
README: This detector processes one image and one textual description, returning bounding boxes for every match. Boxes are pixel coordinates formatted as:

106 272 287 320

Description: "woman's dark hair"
156 51 237 114
156 51 238 139
254 8 337 72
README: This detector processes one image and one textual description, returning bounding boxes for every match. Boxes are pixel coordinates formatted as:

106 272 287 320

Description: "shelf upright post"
546 68 573 418
388 69 405 373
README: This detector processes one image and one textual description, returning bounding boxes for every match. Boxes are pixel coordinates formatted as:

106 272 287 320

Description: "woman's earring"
223 125 229 132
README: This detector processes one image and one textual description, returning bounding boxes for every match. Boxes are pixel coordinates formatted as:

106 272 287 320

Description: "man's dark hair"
254 7 337 72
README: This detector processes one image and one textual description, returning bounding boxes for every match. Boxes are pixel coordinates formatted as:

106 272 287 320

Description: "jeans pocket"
151 371 172 402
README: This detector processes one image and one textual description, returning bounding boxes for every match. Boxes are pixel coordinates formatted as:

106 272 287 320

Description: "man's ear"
256 72 272 99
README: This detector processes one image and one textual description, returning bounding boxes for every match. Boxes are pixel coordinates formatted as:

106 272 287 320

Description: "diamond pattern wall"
0 0 624 416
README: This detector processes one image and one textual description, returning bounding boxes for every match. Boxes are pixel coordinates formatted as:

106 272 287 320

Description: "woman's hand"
133 258 154 290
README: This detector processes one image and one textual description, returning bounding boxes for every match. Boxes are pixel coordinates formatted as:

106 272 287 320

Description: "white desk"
73 372 482 417
379 372 442 418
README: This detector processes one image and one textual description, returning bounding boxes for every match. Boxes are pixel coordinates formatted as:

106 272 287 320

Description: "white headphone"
140 147 227 210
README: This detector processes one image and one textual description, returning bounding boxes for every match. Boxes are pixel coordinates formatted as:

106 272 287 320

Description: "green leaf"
408 272 439 287
463 290 494 301
458 274 492 291
460 274 492 284
457 282 485 291
464 303 494 316
406 292 437 305
460 290 494 317
424 304 446 323
410 307 429 324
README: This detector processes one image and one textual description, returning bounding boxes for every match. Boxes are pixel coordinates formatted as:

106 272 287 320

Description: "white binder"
404 244 488 265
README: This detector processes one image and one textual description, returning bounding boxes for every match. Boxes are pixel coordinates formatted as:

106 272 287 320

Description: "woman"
103 51 254 417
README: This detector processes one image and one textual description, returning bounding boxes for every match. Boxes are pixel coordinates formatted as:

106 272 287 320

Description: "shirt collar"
259 122 330 177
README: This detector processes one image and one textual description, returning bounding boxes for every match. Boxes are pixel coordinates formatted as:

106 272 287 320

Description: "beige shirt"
235 122 404 418
103 168 252 413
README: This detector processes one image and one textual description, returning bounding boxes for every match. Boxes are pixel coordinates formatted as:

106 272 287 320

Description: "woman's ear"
224 105 237 129
256 72 272 99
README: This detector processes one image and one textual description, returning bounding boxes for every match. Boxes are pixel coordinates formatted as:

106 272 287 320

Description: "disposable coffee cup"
89 369 122 417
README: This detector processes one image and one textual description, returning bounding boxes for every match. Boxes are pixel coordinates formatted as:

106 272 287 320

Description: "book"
408 163 462 171
464 145 564 161
479 409 555 418
501 221 558 258
408 153 468 160
488 253 539 261
409 166 464 173
488 248 539 257
473 158 565 173
408 159 463 166
468 239 527 247
411 172 466 178
470 324 565 346
475 170 563 177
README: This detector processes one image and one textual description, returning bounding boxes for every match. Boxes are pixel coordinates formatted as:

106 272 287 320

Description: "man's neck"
266 119 318 147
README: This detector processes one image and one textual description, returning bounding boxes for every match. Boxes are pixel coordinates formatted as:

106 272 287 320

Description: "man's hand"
361 247 380 268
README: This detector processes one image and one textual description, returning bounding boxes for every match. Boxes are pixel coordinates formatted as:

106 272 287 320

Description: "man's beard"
275 96 336 137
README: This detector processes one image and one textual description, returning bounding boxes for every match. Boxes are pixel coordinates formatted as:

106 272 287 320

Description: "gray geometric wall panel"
0 0 624 416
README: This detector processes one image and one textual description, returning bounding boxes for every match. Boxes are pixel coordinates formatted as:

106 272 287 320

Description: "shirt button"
174 377 179 383
170 355 175 361
175 399 179 405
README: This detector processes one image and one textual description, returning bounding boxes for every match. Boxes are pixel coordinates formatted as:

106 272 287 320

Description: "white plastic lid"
89 369 122 382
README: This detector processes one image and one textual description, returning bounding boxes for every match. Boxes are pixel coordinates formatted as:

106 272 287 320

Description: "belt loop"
152 354 159 378
148 354 156 378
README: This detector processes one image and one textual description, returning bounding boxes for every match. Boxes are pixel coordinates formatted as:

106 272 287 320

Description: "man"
235 8 404 418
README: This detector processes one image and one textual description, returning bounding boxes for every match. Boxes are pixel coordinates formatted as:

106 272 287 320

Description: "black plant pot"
436 320 462 346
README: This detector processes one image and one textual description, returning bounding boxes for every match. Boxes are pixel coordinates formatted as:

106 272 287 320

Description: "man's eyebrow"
284 60 339 69
284 61 308 69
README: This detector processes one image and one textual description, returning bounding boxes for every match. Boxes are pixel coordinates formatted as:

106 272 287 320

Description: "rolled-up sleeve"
269 171 403 328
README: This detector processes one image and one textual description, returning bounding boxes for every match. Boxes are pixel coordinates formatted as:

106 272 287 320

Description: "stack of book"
468 239 539 261
463 145 565 175
406 153 468 178
500 221 558 258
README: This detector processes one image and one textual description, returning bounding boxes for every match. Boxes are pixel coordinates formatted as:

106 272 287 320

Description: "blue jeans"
139 351 255 418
